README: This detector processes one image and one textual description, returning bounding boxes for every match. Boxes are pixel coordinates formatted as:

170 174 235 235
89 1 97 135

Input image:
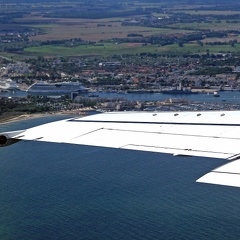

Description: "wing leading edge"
1 110 240 187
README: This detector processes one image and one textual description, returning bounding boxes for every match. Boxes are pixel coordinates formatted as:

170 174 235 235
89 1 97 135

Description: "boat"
161 83 197 95
0 78 18 91
27 81 87 94
213 91 220 97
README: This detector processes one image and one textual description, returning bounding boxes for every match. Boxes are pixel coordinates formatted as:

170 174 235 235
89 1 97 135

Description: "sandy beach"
0 113 64 125
0 110 90 125
0 113 54 125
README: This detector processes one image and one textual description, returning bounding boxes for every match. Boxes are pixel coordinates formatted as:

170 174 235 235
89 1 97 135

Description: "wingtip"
197 172 240 188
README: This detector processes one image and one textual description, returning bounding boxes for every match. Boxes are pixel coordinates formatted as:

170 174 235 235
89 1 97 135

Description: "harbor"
2 88 240 122
1 87 240 103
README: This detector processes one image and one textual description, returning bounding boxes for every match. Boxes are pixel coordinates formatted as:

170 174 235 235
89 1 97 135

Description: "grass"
24 43 161 57
23 42 240 58
0 52 20 60
159 43 240 54
167 20 240 31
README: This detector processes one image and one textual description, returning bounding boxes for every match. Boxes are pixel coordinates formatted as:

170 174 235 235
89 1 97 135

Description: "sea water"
3 90 240 104
0 116 240 240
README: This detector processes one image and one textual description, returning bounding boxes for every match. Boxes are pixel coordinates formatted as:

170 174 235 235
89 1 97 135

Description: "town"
1 0 240 118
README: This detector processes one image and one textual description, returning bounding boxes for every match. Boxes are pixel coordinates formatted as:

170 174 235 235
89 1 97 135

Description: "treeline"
43 9 146 19
191 67 233 76
205 40 238 47
0 12 25 24
114 32 205 46
40 38 91 47
113 30 231 47
0 38 88 53
0 98 51 115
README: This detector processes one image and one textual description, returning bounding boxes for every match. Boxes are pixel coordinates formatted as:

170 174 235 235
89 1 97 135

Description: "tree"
178 41 184 47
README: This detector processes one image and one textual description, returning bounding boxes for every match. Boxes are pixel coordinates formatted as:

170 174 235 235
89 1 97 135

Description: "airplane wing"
1 110 240 187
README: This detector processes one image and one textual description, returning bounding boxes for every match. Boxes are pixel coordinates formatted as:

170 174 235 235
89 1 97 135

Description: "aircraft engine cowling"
0 130 25 147
0 134 20 147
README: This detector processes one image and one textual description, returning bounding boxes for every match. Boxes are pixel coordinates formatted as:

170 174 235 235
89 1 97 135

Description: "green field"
159 43 240 54
167 20 240 31
24 43 159 57
23 42 240 58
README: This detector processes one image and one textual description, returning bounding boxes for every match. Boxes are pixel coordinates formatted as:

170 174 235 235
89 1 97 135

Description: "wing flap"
12 118 240 160
4 111 240 188
122 145 232 159
197 159 240 187
66 128 238 159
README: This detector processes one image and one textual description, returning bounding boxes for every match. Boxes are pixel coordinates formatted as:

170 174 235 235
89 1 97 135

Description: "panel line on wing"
95 127 240 141
227 153 240 160
213 171 240 175
69 119 240 127
71 128 104 139
121 144 231 156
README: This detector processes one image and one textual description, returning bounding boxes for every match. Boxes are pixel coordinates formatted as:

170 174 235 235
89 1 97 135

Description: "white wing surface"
2 110 240 187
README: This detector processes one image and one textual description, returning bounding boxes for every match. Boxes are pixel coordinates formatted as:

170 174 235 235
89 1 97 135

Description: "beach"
0 109 92 125
0 113 53 125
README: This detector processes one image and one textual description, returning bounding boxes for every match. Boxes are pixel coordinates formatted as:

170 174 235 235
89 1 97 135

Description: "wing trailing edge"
2 110 240 187
197 159 240 188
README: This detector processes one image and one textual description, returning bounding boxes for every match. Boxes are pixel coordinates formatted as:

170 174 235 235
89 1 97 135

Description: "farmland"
27 20 192 42
23 42 240 58
0 0 240 58
24 43 159 58
167 20 240 32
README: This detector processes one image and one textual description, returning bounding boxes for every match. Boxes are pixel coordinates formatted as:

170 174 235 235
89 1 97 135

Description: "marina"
2 88 240 104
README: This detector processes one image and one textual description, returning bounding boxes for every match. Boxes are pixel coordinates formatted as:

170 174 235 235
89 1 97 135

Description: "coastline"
0 113 54 125
0 107 94 126
0 110 89 125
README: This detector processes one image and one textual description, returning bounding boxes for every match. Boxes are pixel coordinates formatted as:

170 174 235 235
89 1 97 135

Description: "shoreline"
0 113 64 125
0 108 93 125
0 106 96 125
0 110 89 125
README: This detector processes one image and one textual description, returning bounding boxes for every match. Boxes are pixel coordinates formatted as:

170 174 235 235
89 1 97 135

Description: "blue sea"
1 115 240 240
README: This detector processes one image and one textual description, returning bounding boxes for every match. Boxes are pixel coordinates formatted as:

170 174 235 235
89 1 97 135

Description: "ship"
0 78 18 91
161 83 197 95
161 88 196 94
27 81 87 94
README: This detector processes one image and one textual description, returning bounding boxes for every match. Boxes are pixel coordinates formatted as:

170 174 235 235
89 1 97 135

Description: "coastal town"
1 0 240 119
1 52 240 93
1 52 240 119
